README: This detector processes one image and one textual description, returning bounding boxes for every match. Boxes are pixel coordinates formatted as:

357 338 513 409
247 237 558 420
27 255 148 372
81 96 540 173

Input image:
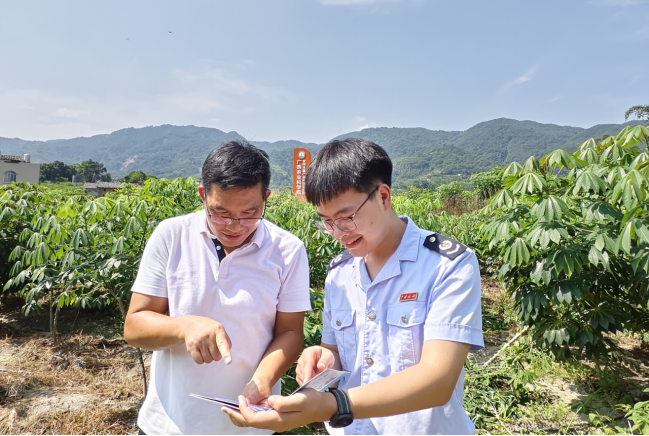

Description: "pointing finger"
215 325 232 364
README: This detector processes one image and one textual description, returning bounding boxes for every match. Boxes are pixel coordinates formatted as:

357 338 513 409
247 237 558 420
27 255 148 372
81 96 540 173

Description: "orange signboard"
293 148 311 202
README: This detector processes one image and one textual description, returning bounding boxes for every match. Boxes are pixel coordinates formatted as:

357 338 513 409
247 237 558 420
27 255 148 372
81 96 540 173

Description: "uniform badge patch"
399 292 418 302
423 233 468 260
328 249 353 272
440 240 453 250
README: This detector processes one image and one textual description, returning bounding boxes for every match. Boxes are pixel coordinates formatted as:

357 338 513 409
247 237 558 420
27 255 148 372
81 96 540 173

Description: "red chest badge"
399 292 418 302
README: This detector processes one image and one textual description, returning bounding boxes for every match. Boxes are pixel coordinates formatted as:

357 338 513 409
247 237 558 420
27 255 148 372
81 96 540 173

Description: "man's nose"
226 219 243 230
331 225 349 241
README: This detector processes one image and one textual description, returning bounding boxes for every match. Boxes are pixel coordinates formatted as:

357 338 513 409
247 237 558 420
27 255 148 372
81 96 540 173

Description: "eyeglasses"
313 186 379 234
205 202 266 227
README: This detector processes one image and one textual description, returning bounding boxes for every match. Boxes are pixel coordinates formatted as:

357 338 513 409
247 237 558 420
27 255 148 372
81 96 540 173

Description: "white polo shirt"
132 211 311 435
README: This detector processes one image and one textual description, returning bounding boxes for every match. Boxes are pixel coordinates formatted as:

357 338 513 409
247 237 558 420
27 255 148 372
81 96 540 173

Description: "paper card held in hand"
290 368 349 394
190 368 349 413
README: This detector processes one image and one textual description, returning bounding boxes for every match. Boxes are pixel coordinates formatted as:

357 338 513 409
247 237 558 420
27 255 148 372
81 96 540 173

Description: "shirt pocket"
330 309 357 372
386 302 427 372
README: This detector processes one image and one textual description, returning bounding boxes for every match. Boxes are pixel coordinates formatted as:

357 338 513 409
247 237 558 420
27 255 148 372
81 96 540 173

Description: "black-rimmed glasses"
313 186 379 234
205 201 266 227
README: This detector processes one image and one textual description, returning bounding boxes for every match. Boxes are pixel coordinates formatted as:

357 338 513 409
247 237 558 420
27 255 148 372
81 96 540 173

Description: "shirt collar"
394 216 420 262
358 216 420 287
196 210 266 249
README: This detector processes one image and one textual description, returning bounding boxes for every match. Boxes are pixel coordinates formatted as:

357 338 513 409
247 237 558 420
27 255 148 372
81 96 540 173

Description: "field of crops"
1 125 649 434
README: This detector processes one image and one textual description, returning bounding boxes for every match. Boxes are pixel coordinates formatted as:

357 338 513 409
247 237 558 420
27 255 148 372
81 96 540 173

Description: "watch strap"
332 389 352 416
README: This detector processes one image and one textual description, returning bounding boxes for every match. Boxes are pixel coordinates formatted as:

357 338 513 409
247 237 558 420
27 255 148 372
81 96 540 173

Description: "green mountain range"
0 118 643 189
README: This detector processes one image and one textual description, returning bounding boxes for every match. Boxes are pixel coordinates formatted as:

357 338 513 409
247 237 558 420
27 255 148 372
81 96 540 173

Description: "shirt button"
401 316 407 323
336 320 341 326
368 312 376 321
366 357 374 366
216 245 222 250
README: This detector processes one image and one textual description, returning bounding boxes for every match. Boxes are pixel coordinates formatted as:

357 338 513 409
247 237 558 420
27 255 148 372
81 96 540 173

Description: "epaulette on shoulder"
328 249 352 272
423 233 467 260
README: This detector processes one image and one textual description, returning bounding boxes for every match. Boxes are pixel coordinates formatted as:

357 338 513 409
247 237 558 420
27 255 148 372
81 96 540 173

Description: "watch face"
330 413 354 428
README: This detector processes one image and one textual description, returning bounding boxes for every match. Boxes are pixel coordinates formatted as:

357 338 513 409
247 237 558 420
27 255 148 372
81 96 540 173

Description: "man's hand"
296 345 337 386
180 315 232 365
242 377 273 407
125 293 234 365
222 389 338 432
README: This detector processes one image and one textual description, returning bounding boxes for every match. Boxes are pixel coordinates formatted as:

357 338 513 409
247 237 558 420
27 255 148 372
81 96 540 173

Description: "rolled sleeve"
130 221 170 298
424 251 484 351
277 244 312 313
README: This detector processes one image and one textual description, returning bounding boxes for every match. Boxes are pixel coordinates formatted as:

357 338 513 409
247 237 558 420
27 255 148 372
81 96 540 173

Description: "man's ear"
378 184 392 210
264 189 271 201
198 186 205 201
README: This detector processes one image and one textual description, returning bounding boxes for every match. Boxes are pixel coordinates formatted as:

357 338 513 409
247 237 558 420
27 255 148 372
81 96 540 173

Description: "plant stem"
137 347 148 397
49 287 54 336
53 304 60 344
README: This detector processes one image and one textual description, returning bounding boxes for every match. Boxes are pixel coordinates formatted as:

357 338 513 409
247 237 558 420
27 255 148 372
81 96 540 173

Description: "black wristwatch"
329 389 354 428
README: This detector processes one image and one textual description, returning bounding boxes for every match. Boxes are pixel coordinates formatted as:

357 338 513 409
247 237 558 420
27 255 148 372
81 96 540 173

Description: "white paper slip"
291 368 349 395
189 393 272 413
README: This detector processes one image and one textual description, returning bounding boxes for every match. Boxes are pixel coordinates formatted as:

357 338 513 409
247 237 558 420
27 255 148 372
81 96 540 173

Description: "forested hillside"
0 119 643 189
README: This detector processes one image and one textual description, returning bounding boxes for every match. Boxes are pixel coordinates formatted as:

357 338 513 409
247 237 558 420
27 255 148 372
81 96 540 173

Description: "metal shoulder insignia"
328 249 352 272
423 233 467 260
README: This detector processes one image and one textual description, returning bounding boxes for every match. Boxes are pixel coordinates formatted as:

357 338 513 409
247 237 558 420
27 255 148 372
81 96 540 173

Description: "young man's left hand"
222 388 337 432
241 378 273 407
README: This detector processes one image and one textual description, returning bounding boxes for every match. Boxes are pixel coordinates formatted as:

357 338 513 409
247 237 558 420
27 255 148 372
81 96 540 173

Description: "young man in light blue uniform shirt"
223 138 484 435
321 214 483 434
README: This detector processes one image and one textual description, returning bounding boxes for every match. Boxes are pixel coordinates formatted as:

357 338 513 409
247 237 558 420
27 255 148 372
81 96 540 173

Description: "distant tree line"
40 160 154 184
40 160 111 183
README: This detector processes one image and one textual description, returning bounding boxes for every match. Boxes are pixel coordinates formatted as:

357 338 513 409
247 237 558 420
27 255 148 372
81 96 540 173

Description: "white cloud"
0 67 292 141
351 116 373 131
500 67 537 93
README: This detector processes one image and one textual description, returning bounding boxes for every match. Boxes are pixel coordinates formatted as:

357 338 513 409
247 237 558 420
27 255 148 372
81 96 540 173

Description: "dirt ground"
0 301 148 435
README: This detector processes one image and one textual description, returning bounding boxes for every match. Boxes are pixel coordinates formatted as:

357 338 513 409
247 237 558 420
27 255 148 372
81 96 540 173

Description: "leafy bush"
482 125 649 361
1 178 201 337
122 170 154 184
436 181 467 199
618 389 649 435
471 167 503 199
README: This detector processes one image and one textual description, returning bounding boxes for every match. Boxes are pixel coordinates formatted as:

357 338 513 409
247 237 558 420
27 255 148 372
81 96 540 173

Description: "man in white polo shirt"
124 140 311 435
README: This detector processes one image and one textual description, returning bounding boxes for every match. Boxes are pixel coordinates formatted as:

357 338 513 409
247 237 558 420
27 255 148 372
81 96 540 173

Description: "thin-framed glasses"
205 201 266 227
313 186 379 234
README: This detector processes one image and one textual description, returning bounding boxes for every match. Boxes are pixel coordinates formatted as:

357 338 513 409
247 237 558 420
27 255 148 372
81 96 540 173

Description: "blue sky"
0 0 647 142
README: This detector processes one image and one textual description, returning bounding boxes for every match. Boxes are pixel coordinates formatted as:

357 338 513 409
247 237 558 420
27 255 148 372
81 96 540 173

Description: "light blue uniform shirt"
321 217 484 435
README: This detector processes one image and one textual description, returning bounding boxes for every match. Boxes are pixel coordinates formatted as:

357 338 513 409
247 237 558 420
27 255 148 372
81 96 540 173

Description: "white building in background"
0 153 41 185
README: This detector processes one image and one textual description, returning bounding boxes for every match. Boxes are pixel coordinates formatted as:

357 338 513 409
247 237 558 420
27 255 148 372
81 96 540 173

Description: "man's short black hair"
304 138 392 205
202 140 271 196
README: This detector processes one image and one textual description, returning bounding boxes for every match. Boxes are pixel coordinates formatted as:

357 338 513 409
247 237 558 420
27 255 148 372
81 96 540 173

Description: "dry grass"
437 194 487 216
0 328 148 435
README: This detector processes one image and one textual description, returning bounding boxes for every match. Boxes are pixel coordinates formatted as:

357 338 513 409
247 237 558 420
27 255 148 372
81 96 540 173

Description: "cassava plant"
482 125 649 362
